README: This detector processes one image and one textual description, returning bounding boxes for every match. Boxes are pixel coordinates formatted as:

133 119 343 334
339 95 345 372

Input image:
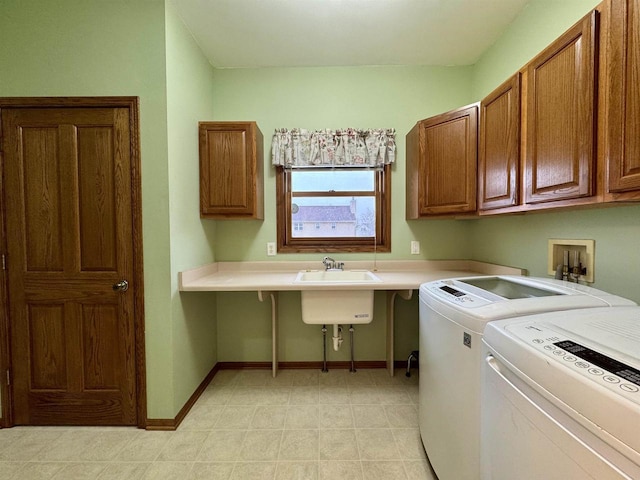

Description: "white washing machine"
481 307 640 479
418 276 636 480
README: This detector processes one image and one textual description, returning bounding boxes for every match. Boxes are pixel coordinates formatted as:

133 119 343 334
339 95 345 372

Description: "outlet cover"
411 240 420 255
548 239 594 283
266 242 277 256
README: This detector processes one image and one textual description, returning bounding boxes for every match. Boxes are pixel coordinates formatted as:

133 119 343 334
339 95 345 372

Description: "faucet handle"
322 256 335 270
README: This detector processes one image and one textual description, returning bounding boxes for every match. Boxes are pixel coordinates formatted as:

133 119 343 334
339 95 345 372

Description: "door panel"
606 0 640 194
3 106 137 425
28 304 67 390
525 11 597 203
206 130 248 208
418 105 478 215
78 126 118 271
479 73 521 210
23 127 64 272
82 303 120 390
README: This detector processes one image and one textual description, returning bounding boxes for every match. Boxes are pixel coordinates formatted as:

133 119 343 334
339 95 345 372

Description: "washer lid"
458 276 564 299
419 276 635 332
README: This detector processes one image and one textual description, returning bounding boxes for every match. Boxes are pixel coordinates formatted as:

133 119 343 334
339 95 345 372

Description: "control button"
588 368 604 376
603 375 620 384
544 345 556 351
553 350 566 357
563 356 577 362
575 362 589 369
532 339 544 344
620 384 639 393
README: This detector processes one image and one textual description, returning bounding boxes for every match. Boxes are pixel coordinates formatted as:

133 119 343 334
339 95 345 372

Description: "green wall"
468 206 640 303
0 0 218 419
211 66 475 362
212 0 640 365
165 3 218 418
470 0 640 304
2 0 637 420
211 65 474 263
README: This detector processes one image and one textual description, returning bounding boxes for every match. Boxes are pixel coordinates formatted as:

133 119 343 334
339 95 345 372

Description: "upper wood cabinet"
198 121 264 219
406 104 478 218
409 2 640 218
478 73 521 211
603 0 640 199
524 10 598 205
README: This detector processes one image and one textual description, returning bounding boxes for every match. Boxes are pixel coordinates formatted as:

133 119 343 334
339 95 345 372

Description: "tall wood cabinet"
603 0 640 199
478 74 521 211
524 11 598 205
406 104 478 218
198 121 264 219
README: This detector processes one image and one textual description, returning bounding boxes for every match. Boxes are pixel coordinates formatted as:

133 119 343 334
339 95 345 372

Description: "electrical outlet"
266 242 276 256
411 240 420 255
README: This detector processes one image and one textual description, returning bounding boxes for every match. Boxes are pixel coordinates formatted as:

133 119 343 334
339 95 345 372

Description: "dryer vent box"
547 239 595 283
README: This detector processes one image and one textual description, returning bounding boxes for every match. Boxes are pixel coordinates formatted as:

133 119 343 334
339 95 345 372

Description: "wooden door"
525 11 598 204
479 73 521 211
605 0 640 197
416 104 478 216
2 102 141 425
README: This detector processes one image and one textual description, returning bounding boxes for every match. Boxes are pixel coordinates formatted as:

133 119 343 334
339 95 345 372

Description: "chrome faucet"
322 256 344 271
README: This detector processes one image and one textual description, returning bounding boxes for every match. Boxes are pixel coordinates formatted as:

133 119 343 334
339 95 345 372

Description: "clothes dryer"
481 307 640 479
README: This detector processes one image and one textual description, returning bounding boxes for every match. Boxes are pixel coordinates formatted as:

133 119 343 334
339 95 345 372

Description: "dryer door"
481 352 638 480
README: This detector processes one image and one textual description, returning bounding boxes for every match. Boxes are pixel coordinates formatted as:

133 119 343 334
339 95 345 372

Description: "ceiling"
170 0 531 68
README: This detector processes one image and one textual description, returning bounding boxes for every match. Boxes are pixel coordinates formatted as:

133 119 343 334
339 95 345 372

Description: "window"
276 166 391 253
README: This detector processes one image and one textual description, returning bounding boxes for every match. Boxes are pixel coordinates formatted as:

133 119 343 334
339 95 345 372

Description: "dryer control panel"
509 323 640 404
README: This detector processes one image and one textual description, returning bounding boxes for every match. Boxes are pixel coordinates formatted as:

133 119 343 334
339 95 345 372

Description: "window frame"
275 165 391 253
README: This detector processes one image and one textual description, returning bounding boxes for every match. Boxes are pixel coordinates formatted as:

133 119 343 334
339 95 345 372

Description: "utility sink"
294 269 382 284
295 270 380 324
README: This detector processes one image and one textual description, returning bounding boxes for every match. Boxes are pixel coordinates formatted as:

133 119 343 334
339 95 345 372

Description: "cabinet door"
525 11 598 204
605 0 640 195
479 73 521 211
418 105 478 216
199 122 264 219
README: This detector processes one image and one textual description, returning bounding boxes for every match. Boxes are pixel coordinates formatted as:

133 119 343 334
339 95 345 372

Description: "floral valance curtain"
271 128 396 168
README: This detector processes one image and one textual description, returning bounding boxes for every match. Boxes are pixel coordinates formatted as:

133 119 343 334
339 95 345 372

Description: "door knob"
113 280 129 292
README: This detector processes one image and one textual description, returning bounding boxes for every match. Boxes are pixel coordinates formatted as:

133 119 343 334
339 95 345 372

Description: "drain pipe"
321 325 328 373
332 324 343 351
349 325 356 373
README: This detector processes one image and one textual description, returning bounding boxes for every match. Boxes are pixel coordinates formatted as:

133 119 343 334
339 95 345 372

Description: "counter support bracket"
258 290 279 377
386 290 413 376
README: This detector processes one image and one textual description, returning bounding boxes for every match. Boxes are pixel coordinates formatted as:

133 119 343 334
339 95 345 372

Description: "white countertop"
179 260 525 292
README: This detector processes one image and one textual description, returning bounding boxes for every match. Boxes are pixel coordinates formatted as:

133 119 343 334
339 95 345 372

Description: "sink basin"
294 269 382 284
295 270 379 324
300 289 374 324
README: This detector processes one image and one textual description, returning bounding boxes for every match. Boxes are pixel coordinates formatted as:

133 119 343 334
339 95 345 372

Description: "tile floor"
0 368 437 480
